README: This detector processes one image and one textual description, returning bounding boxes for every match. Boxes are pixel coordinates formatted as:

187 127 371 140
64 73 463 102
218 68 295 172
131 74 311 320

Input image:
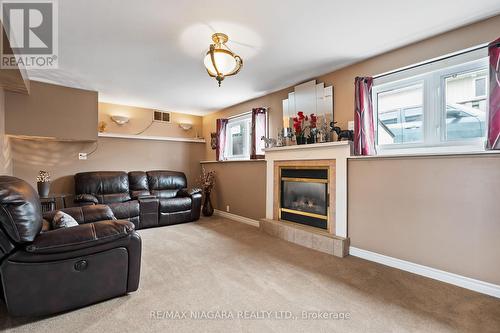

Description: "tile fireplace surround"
262 141 352 257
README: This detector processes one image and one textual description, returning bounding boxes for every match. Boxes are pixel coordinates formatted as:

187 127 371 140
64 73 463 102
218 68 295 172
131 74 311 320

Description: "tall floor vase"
202 191 214 217
37 181 50 197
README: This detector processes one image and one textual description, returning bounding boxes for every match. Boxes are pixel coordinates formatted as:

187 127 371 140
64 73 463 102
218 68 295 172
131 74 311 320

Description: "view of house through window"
374 53 488 152
444 68 488 141
225 113 252 160
377 82 424 145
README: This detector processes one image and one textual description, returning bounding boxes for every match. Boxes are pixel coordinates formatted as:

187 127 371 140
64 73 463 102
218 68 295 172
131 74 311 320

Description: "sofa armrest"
177 188 202 221
26 220 135 254
138 196 159 228
74 194 99 204
177 188 202 198
42 205 116 225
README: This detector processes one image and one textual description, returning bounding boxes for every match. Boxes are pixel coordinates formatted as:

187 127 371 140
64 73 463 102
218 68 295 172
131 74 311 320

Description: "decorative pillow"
52 211 79 229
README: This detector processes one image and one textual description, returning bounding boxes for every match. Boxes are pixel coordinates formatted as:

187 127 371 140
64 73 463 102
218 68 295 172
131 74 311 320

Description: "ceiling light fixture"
204 33 243 87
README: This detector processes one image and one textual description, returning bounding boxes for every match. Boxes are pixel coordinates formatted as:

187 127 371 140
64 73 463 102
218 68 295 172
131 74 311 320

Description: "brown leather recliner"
74 170 202 229
0 176 141 317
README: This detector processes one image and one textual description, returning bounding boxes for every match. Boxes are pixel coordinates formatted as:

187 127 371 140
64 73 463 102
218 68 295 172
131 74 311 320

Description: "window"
225 113 252 160
373 50 488 153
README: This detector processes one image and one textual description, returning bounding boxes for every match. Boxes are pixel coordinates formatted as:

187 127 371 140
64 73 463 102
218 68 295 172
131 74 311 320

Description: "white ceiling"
28 0 500 115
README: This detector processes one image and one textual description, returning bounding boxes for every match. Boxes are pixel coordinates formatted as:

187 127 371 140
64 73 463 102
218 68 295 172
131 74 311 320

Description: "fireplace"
265 144 352 257
279 167 329 229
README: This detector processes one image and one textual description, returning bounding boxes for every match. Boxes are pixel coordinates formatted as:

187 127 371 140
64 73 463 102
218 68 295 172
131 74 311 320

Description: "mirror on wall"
282 79 334 132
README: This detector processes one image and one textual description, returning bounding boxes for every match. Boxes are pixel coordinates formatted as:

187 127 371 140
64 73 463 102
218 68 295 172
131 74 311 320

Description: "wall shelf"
98 132 206 143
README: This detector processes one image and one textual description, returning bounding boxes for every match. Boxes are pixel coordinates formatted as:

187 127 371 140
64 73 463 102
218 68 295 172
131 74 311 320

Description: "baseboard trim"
349 246 500 299
213 210 260 227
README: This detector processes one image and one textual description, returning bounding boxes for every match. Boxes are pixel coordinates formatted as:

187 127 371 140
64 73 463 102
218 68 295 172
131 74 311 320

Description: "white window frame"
373 52 489 155
225 113 252 160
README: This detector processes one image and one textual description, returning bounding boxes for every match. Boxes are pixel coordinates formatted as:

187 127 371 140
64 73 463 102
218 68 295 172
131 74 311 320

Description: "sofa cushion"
0 176 43 244
147 170 186 188
107 200 140 220
128 171 150 199
159 197 192 213
75 172 131 204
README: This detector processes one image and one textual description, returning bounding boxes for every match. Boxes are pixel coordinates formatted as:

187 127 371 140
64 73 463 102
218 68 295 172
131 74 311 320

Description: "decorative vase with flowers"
198 167 216 216
36 170 51 197
292 112 317 145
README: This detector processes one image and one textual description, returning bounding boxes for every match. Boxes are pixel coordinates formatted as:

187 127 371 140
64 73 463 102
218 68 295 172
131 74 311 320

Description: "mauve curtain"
354 77 376 156
487 37 500 150
251 108 267 159
216 118 228 161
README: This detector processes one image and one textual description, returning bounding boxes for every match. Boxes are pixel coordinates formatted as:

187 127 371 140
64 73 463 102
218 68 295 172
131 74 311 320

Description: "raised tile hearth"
260 218 349 257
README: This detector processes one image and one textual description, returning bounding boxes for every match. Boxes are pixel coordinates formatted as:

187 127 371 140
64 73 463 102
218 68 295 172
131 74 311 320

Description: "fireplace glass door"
279 167 328 229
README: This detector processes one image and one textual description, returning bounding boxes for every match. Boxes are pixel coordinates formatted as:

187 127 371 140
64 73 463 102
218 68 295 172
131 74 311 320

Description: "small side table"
40 194 70 213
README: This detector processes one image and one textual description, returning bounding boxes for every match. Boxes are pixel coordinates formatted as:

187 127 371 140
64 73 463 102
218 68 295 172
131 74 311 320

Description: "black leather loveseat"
74 170 202 229
0 176 141 317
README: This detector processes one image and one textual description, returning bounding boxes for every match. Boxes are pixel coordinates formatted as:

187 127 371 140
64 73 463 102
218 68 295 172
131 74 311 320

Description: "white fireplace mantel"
264 141 353 238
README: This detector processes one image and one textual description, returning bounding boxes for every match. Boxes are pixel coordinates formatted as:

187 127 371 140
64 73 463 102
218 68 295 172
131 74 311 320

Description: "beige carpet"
1 217 499 333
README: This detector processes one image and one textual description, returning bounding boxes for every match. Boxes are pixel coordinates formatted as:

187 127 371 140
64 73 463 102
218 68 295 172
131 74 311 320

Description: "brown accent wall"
12 137 204 197
99 102 203 139
200 161 266 220
5 81 98 141
348 155 500 285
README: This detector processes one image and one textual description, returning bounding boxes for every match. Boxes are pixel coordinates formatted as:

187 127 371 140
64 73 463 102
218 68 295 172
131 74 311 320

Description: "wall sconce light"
178 122 193 131
111 115 129 126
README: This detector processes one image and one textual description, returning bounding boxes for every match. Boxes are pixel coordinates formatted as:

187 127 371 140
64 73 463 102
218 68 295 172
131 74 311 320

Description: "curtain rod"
227 107 270 120
373 43 489 80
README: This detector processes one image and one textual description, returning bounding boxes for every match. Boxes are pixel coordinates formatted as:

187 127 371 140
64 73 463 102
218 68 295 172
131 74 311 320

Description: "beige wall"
5 81 98 141
12 137 204 198
99 102 203 139
200 161 266 220
0 88 12 175
348 155 500 285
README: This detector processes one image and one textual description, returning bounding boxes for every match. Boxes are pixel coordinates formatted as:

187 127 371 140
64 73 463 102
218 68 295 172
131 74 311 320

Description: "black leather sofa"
0 176 141 317
74 170 202 229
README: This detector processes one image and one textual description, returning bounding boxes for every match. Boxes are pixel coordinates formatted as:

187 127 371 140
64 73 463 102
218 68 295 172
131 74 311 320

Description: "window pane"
377 83 423 145
444 69 487 141
231 124 244 155
475 77 486 97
